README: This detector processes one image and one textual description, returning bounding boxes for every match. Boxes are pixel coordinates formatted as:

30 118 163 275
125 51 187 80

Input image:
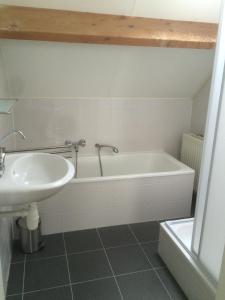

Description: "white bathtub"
39 151 194 234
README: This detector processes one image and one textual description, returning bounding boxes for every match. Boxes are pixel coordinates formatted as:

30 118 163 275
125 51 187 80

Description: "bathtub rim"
70 150 195 183
71 170 195 183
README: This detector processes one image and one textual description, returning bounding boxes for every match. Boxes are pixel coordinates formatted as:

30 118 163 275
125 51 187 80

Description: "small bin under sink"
16 217 45 254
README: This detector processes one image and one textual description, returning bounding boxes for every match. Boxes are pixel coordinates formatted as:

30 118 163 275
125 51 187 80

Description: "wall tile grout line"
62 232 75 300
127 224 174 300
96 228 125 300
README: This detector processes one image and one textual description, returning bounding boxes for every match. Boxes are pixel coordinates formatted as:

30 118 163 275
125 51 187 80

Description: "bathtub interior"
73 151 194 179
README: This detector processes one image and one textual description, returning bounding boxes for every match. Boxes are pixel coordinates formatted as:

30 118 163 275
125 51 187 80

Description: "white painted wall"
191 78 211 136
0 40 214 99
0 0 221 22
0 48 13 298
198 72 225 281
13 98 192 158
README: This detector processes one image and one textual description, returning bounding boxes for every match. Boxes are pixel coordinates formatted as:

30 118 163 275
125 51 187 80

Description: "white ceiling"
0 0 221 22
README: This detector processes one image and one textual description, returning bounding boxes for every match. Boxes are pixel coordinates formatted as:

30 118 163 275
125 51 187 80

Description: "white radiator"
181 133 203 192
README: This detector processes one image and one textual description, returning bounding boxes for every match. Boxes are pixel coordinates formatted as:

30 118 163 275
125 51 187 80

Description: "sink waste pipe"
0 202 39 230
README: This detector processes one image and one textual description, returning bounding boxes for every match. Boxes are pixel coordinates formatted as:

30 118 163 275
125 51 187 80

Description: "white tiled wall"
13 98 192 158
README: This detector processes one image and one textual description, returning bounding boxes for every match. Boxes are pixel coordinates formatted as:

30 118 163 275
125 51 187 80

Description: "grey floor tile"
7 263 24 295
98 225 137 248
73 278 121 300
11 240 25 263
106 245 151 275
157 268 187 300
6 295 22 300
68 250 112 283
26 233 65 261
142 242 165 267
130 221 160 242
24 286 72 300
117 270 170 300
24 256 69 292
64 229 102 253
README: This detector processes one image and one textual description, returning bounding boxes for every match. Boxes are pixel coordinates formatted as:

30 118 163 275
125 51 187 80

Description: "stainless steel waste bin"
16 217 44 254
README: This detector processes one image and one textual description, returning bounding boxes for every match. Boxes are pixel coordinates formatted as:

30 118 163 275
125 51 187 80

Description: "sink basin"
0 152 75 207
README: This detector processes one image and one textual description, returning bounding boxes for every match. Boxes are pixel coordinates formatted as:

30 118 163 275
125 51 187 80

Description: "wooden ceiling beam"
0 5 218 49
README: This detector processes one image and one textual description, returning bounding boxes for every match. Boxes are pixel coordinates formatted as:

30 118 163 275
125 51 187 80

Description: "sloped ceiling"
0 39 214 99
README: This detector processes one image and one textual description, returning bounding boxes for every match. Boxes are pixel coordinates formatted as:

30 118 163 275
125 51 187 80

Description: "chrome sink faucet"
0 130 26 177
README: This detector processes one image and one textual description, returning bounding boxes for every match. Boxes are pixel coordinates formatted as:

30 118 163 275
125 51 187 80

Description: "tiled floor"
7 221 187 300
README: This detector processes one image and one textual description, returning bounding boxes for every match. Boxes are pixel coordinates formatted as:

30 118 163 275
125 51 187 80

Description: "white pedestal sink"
0 152 75 206
0 152 75 229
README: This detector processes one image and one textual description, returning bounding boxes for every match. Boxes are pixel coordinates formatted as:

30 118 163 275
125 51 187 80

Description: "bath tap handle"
65 139 86 152
65 139 86 146
95 143 119 153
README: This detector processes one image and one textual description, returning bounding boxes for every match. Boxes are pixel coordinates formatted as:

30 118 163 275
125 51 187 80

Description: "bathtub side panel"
39 173 194 234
